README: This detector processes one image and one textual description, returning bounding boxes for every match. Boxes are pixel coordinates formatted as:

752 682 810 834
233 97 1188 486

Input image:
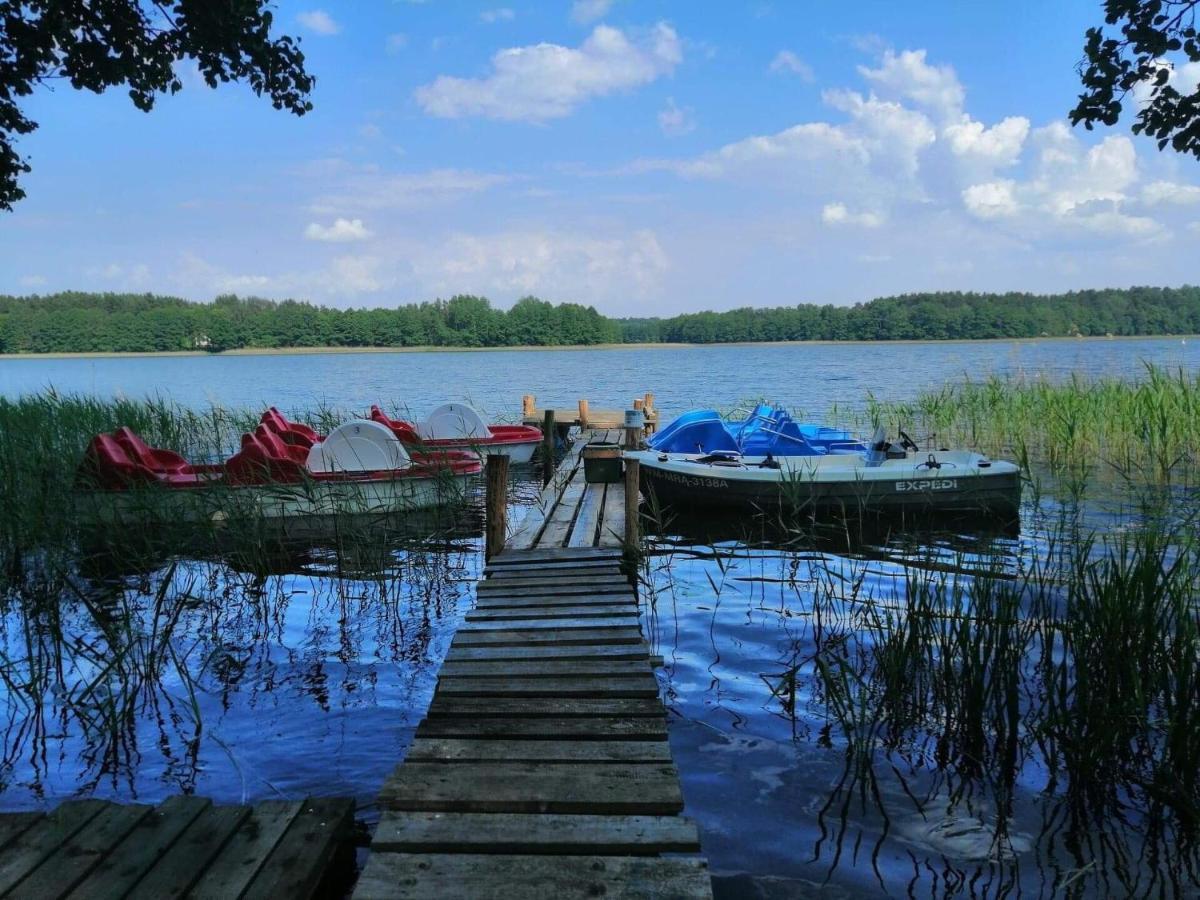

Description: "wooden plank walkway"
0 795 354 898
508 429 629 552
355 431 710 899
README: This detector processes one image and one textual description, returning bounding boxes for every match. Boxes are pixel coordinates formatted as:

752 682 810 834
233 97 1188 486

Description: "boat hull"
631 451 1022 519
74 470 477 526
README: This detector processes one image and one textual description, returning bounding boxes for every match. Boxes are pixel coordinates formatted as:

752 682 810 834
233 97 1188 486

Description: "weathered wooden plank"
241 798 355 900
439 658 651 678
68 795 212 899
473 594 639 611
187 801 302 900
434 674 659 698
460 616 640 633
535 466 589 550
425 697 664 718
0 800 108 895
379 762 683 814
416 716 668 741
489 547 622 566
451 627 645 647
467 604 638 622
371 812 701 855
406 739 672 764
477 575 630 591
484 560 623 577
127 803 251 900
600 481 628 549
9 802 152 899
445 643 650 663
506 440 586 551
566 481 605 548
474 587 637 604
0 813 42 853
354 853 711 900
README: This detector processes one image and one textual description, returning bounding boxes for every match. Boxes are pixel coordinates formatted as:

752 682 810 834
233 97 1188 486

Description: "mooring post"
578 398 590 430
624 456 640 549
522 394 535 418
643 392 656 434
485 453 510 559
541 409 556 487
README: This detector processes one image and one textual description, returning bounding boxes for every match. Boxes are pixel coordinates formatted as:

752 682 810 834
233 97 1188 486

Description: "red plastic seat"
259 407 320 447
369 405 421 443
76 434 158 489
224 431 308 485
113 427 192 474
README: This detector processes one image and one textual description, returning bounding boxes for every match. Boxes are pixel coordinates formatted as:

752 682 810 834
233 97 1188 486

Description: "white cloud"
823 89 936 176
479 8 515 23
413 229 668 311
769 50 814 82
658 98 695 137
386 33 408 54
310 168 511 214
297 10 340 36
962 180 1019 219
304 218 373 242
1142 180 1200 206
415 23 682 121
943 115 1029 168
666 123 867 179
858 49 964 120
570 0 613 25
821 203 884 227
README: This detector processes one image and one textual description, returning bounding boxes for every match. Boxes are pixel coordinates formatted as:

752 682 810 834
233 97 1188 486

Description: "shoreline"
0 333 1192 361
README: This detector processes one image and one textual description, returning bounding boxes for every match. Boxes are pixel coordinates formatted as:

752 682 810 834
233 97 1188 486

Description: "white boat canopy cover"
417 402 494 441
307 420 412 472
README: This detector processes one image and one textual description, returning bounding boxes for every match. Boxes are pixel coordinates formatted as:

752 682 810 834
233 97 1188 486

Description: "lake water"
2 337 1198 898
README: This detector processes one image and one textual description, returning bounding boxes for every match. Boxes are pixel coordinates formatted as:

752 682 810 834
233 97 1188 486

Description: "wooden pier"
521 395 659 434
355 427 710 898
0 795 354 898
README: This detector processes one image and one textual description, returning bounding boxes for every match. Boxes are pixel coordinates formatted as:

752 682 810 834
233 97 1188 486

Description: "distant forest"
1 287 1198 354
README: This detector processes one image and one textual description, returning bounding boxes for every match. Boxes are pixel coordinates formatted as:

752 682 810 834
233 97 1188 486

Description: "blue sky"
3 0 1200 315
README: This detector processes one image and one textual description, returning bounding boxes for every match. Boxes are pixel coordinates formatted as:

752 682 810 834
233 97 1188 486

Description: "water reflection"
0 506 485 811
644 502 1199 897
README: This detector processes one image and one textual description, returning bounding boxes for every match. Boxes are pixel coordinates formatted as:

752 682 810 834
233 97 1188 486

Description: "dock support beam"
541 409 556 487
485 454 510 559
624 457 640 550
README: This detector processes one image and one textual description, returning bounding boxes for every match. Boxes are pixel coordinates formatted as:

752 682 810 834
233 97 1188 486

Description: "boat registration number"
896 479 959 492
658 471 731 489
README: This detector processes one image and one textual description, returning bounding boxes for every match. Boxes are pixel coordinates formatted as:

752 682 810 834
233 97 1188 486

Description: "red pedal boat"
75 419 481 524
369 402 542 464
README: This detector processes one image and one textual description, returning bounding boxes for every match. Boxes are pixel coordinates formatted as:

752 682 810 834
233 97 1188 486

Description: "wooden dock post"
522 394 535 417
485 454 510 560
643 393 656 434
624 457 640 549
541 409 555 487
578 398 590 430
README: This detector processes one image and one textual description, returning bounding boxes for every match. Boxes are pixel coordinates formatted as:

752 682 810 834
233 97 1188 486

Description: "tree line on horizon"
1 287 1198 354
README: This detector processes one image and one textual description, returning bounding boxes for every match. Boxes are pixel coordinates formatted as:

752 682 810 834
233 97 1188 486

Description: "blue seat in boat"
647 409 739 454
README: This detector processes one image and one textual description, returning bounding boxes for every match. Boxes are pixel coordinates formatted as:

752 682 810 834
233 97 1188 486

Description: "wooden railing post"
624 457 640 549
522 394 535 418
485 454 510 559
541 409 555 487
624 426 640 450
578 399 590 430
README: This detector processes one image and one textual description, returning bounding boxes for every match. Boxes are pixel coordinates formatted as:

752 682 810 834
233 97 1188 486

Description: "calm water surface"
2 338 1198 897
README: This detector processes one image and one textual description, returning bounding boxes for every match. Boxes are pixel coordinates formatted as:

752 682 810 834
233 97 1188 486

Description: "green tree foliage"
1 287 1197 354
1071 0 1200 156
0 1 314 209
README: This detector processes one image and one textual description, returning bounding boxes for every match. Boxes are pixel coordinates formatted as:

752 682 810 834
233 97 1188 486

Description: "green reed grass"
864 364 1200 486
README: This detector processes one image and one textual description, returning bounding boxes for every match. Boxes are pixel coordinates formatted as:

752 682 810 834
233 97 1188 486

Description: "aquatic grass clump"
865 364 1200 487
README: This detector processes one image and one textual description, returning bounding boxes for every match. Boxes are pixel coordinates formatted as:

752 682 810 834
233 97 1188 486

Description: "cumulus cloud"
304 218 373 242
943 115 1030 168
858 48 963 120
658 98 695 136
297 10 339 36
415 23 681 121
821 203 884 227
570 0 614 24
769 51 814 82
1142 180 1200 206
962 180 1019 219
479 8 515 23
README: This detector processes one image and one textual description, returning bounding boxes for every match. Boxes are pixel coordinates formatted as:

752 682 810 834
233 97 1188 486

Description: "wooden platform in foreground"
355 431 710 899
0 795 355 899
507 429 628 552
